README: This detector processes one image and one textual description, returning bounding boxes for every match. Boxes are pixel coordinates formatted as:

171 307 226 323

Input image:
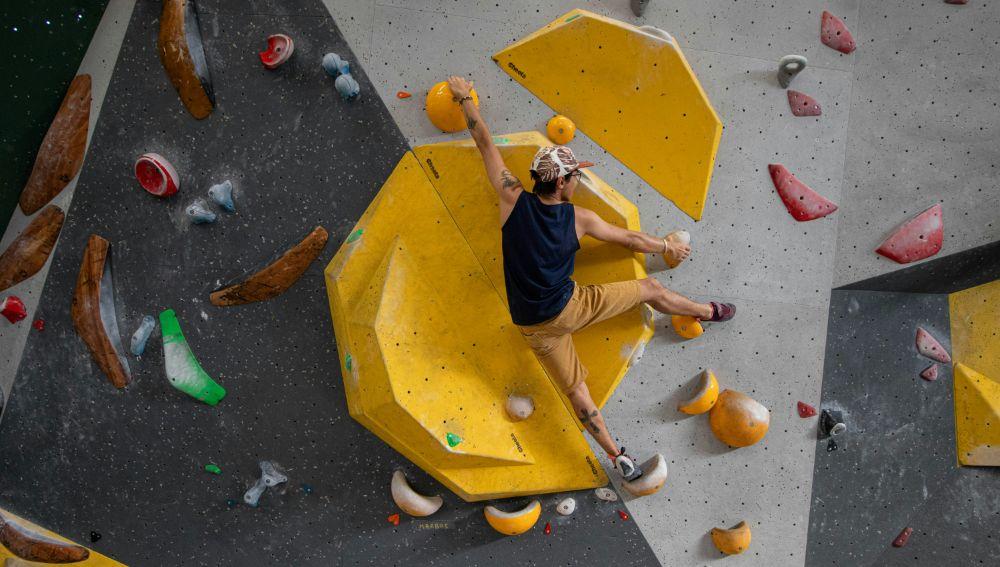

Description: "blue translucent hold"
301 483 314 494
322 52 350 76
335 74 360 100
186 198 216 224
208 180 235 213
130 315 156 356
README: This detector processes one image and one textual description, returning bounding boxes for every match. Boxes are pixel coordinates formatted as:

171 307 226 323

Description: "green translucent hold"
159 309 227 406
565 14 581 22
492 136 511 145
346 229 364 243
205 464 222 475
446 433 462 447
345 353 352 371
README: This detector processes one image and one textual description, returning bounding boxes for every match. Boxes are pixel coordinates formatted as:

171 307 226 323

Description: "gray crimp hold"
208 180 235 213
130 315 156 356
778 54 808 88
243 460 288 507
631 0 650 17
186 198 216 224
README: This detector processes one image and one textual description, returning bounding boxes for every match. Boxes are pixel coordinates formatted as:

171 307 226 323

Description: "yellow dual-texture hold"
949 278 1000 466
0 507 125 566
325 132 653 501
493 10 723 221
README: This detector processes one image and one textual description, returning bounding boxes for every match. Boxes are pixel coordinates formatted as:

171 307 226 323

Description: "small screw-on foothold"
893 527 913 547
89 531 101 543
205 463 222 475
388 513 400 525
777 55 808 88
446 432 462 447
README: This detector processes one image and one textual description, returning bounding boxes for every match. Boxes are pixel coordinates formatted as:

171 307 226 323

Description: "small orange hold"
396 91 412 99
387 513 400 526
671 315 704 339
544 521 551 535
618 510 629 521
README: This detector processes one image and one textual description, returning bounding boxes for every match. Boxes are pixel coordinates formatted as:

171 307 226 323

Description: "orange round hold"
709 389 770 447
671 315 703 339
425 81 479 133
546 115 576 144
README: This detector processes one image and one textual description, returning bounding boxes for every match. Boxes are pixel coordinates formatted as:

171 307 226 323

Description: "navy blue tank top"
501 191 579 325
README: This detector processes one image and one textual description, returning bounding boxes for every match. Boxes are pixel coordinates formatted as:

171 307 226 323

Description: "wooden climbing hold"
876 204 944 264
787 90 822 117
797 401 817 418
820 11 856 54
0 205 65 292
892 527 913 547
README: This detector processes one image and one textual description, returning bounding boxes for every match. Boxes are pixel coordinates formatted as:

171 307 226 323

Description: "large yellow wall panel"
493 10 723 220
949 278 1000 380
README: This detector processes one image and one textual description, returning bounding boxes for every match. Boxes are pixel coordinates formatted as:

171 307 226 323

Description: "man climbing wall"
445 76 737 481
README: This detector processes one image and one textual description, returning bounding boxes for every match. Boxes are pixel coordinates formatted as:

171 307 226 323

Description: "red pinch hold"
787 90 822 117
876 204 944 264
797 401 818 418
916 327 951 363
396 91 412 99
920 363 939 381
821 11 856 54
1 296 27 323
618 510 629 521
768 164 839 221
387 513 400 526
892 527 913 548
544 521 552 535
33 319 45 331
259 34 294 69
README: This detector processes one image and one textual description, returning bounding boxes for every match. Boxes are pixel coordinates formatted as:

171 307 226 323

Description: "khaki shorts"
518 280 643 394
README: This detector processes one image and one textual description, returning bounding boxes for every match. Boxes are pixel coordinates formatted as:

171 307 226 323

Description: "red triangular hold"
787 90 822 117
875 204 943 264
920 363 939 381
768 164 839 221
916 327 951 363
821 11 856 54
797 401 817 418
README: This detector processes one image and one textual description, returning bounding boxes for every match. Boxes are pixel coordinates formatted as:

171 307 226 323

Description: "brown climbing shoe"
708 302 736 322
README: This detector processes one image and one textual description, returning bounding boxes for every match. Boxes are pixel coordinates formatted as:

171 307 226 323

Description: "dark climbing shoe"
708 302 736 322
612 448 644 482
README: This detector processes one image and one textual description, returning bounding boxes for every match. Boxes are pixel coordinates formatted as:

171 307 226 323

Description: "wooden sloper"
19 74 91 215
159 0 215 119
0 205 65 292
71 235 131 389
0 511 89 563
210 226 329 306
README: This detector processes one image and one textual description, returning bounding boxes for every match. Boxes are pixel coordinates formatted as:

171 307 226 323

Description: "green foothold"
492 136 511 145
565 14 581 23
159 309 227 406
446 432 462 447
205 464 222 475
345 353 352 371
346 228 364 243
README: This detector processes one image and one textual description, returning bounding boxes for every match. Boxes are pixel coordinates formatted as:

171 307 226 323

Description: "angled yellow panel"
949 278 1000 380
952 363 1000 466
0 507 125 566
325 152 607 501
413 131 653 409
493 9 723 220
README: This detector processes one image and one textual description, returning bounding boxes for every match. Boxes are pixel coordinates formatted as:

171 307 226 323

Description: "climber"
446 76 736 481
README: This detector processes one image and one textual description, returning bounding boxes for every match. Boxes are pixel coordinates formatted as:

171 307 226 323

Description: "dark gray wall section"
837 240 1000 294
0 2 660 565
806 290 1000 566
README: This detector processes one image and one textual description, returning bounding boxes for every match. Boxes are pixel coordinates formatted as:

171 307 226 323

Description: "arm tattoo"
466 116 478 131
579 409 602 435
500 169 521 190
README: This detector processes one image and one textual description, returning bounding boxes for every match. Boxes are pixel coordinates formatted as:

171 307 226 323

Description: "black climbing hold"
819 409 846 439
90 531 101 543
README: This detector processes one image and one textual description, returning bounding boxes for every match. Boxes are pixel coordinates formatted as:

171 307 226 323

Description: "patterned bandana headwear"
529 146 594 183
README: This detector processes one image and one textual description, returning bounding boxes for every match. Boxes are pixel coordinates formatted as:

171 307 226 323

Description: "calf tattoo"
579 408 602 435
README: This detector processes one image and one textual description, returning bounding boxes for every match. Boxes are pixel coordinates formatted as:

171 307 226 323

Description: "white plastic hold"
556 497 576 516
506 394 535 421
391 470 443 517
594 487 619 502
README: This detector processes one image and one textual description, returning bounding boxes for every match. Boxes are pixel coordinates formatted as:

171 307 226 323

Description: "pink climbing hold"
787 90 822 117
944 0 968 4
892 527 913 548
920 363 939 382
768 164 839 221
798 401 818 418
916 327 951 364
875 204 943 264
820 11 856 55
1 296 27 324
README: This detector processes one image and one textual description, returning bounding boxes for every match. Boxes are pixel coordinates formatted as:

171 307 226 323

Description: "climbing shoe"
612 448 644 482
707 302 736 322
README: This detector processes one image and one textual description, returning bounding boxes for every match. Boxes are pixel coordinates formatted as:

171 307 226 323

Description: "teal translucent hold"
446 432 462 447
346 229 363 243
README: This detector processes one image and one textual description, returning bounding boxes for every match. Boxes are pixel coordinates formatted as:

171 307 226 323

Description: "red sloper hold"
1 296 27 323
821 11 857 54
944 0 968 4
768 164 839 221
920 363 939 381
787 90 822 117
916 327 952 364
797 401 818 418
892 527 913 548
875 204 944 264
